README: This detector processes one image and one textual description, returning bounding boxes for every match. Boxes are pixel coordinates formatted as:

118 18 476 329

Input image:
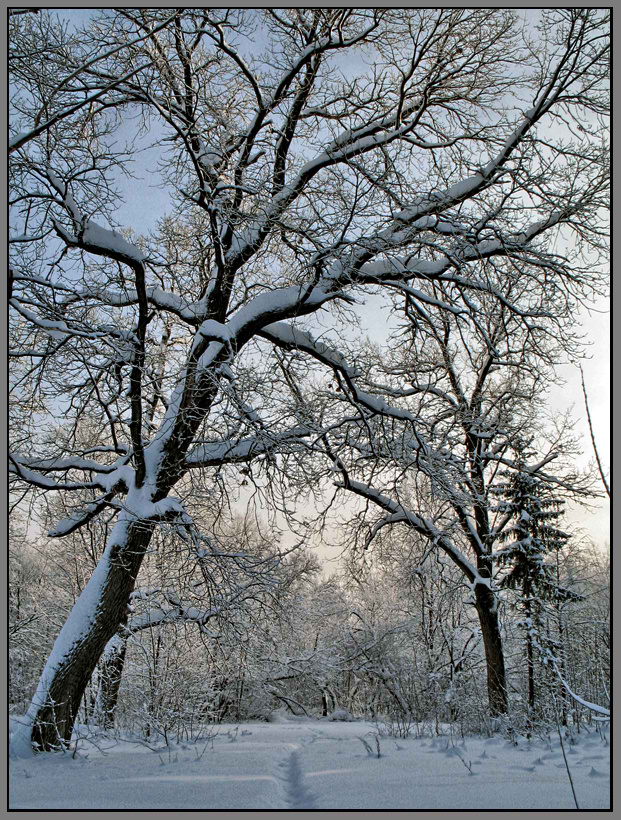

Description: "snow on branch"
259 323 358 378
333 476 479 583
52 218 146 267
46 168 146 267
9 299 111 342
260 322 419 424
126 600 222 636
48 494 116 538
81 220 146 265
344 210 568 292
552 662 610 718
15 456 120 474
9 453 134 497
9 456 109 493
185 426 313 468
12 273 209 326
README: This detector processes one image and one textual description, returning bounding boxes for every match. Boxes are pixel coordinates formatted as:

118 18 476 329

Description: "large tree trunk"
475 583 508 716
27 517 153 751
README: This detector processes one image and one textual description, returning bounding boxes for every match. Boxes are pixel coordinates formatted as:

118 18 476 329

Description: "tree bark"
94 631 129 729
28 519 153 751
525 597 535 714
475 583 508 716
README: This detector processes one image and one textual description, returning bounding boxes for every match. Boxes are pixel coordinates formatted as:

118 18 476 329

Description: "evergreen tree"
492 448 582 715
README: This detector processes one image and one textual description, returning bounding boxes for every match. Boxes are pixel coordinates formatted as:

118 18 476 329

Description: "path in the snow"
270 726 348 808
276 748 317 810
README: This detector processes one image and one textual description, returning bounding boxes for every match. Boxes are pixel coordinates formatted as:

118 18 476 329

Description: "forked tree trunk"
475 583 508 716
28 518 153 751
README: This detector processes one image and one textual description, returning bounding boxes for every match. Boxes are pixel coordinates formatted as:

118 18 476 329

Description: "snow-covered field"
9 712 610 811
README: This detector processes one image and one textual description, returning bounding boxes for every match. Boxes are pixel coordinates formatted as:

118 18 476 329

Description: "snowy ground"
9 712 610 811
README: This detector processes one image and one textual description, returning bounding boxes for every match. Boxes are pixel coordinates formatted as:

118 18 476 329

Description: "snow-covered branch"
185 426 313 469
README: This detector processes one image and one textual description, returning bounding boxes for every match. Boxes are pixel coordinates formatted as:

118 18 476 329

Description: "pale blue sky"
36 8 611 549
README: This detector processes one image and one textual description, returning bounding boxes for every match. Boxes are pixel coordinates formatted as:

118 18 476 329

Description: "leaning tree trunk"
474 583 508 717
27 517 154 751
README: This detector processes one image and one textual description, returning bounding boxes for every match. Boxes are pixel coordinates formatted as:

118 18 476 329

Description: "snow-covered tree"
493 449 582 715
9 9 609 749
300 270 598 716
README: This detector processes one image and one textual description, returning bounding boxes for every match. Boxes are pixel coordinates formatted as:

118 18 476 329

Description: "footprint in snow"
532 758 545 766
277 750 318 810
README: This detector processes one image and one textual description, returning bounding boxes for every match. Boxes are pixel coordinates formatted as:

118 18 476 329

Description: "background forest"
9 501 610 741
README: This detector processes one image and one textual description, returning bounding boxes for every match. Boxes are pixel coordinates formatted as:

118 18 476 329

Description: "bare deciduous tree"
9 8 608 749
302 274 599 714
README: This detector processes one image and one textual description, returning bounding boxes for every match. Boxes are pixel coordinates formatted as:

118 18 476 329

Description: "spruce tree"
492 449 581 716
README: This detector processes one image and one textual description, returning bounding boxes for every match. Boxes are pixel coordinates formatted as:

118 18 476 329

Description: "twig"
554 697 580 810
458 755 476 776
194 737 214 761
374 734 382 758
580 365 610 497
357 736 373 756
270 692 311 717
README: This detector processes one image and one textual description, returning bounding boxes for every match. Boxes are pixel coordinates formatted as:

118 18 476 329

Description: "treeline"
10 508 609 740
